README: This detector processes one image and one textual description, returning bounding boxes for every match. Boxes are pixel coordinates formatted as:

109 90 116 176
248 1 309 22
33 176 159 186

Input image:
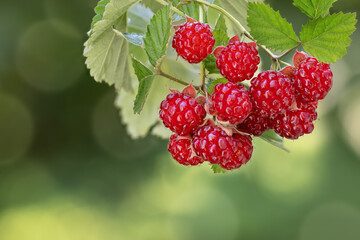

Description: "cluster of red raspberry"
160 19 333 171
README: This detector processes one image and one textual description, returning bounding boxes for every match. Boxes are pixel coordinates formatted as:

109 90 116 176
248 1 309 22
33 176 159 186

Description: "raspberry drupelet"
192 125 233 164
168 134 204 166
273 101 318 139
220 134 253 170
159 91 206 136
250 70 295 118
172 20 215 63
237 111 272 136
211 82 252 125
215 38 260 82
293 57 333 103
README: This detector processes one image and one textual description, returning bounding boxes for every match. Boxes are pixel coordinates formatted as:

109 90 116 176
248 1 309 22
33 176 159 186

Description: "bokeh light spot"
321 59 351 113
250 132 324 197
16 19 83 92
0 94 33 165
0 197 121 240
300 203 360 240
339 84 360 156
92 91 161 160
114 155 239 240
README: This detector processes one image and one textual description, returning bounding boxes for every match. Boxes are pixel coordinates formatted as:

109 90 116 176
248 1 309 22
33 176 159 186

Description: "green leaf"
293 0 337 19
90 0 140 43
90 0 110 34
143 5 172 67
207 78 228 94
115 57 197 139
300 12 357 63
132 57 153 80
113 28 145 46
84 0 141 91
217 0 263 31
124 33 145 46
141 0 163 13
116 77 183 138
204 15 229 74
247 3 299 51
213 15 229 47
151 123 172 139
179 2 200 21
211 164 228 174
84 13 133 91
204 55 218 74
128 4 154 33
259 130 289 152
132 58 155 114
134 75 156 113
171 0 200 21
217 0 248 29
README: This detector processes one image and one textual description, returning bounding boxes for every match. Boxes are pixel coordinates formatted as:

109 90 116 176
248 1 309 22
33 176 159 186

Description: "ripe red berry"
237 111 272 136
172 21 215 63
273 102 318 139
211 82 252 125
250 70 295 118
220 134 253 170
168 134 204 166
192 125 233 164
215 41 260 82
294 57 333 102
159 92 206 136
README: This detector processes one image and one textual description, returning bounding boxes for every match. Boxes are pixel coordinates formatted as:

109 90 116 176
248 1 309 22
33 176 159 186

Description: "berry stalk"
199 2 206 92
279 60 292 67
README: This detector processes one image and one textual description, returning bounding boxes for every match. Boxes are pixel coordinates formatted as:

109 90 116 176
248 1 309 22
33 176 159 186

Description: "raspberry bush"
84 0 357 173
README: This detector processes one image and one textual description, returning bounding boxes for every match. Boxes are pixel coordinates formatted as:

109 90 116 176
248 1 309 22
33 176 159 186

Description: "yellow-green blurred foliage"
0 0 359 239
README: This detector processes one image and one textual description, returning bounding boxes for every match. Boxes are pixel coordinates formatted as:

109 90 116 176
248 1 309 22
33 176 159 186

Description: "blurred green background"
0 0 360 239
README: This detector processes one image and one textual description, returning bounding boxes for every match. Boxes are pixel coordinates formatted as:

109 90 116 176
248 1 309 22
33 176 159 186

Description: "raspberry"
294 57 333 102
237 111 272 136
172 21 215 63
168 134 204 166
211 82 252 125
273 102 318 139
215 41 260 82
220 134 253 170
192 125 233 164
159 92 206 136
250 70 295 118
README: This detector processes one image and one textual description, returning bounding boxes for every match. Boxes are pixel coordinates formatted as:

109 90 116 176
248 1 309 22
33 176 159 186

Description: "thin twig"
199 3 206 93
199 1 204 22
200 62 206 92
157 69 201 90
